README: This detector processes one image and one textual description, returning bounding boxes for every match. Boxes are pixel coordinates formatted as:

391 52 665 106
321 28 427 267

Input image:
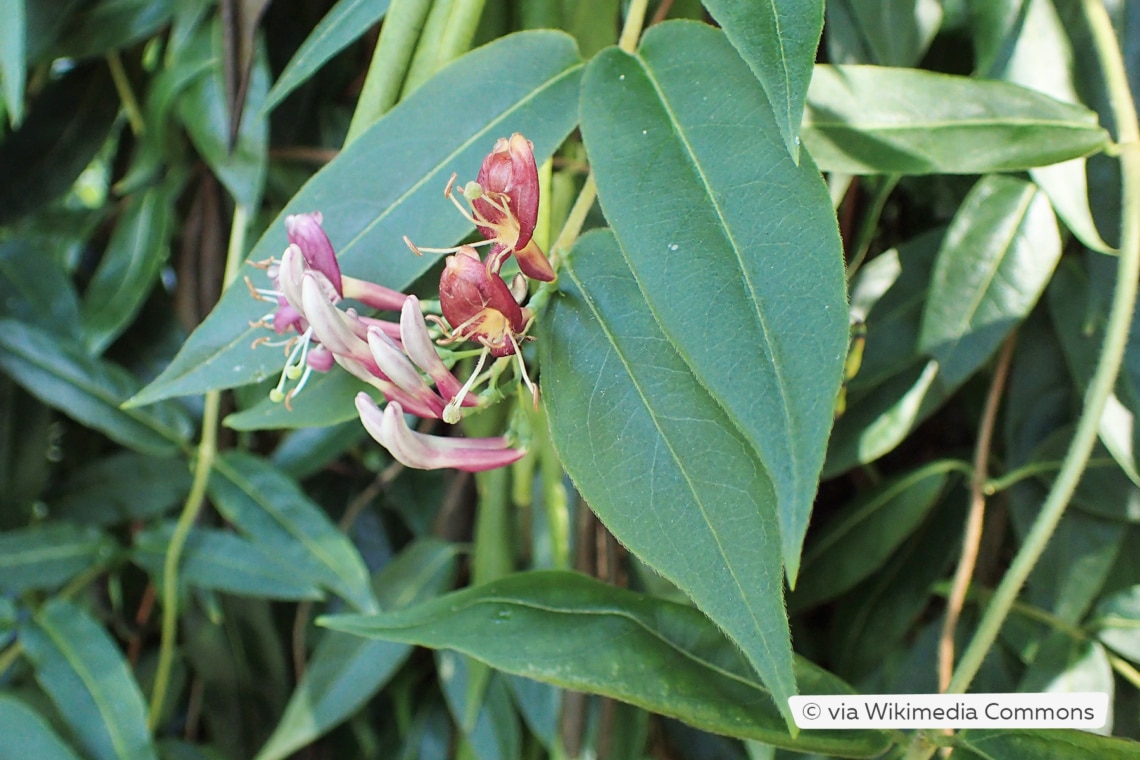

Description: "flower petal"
367 327 445 416
400 296 471 404
286 212 343 293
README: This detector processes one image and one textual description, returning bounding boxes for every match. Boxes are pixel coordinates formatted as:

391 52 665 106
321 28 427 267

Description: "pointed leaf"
0 319 194 456
262 0 390 114
580 21 847 578
255 540 459 760
541 229 794 726
82 185 175 354
802 65 1110 175
131 31 583 406
22 599 158 760
956 729 1140 760
0 694 83 760
321 571 892 757
700 0 823 160
133 524 325 600
919 175 1061 386
825 0 941 67
0 522 115 593
208 451 377 611
0 0 25 127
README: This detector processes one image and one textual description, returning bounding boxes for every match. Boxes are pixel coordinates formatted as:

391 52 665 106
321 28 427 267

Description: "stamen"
508 331 539 410
443 347 489 424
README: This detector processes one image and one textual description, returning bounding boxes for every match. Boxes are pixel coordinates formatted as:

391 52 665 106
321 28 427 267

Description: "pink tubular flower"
355 395 525 472
438 247 529 358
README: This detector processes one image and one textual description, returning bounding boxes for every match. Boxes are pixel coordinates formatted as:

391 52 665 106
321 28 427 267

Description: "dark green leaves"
132 31 584 407
580 21 848 580
700 0 823 160
0 694 83 760
0 523 115 593
322 571 891 758
920 175 1062 386
22 600 158 760
541 230 793 725
802 65 1110 175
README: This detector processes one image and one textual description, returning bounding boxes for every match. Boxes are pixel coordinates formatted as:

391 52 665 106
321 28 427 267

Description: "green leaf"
825 0 941 67
0 522 115 593
541 229 795 724
255 540 459 760
802 65 1110 175
579 21 848 579
0 0 25 127
1019 632 1114 697
131 31 583 406
23 599 158 760
0 238 83 341
321 571 892 757
133 524 325 600
224 370 372 431
956 728 1140 760
1093 585 1140 663
791 461 954 611
0 63 119 225
262 0 390 114
54 0 174 59
0 693 83 760
82 185 175 354
208 451 376 612
919 175 1061 386
0 319 194 456
50 451 193 526
437 655 521 760
699 0 823 161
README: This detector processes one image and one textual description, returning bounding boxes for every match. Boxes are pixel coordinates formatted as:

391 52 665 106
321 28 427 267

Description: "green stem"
147 206 248 730
400 0 487 99
845 174 898 279
345 0 434 145
905 1 1140 755
0 640 22 680
107 51 145 136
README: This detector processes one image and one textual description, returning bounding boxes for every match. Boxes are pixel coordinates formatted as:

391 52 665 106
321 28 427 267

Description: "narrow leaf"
0 522 115 593
82 185 175 354
0 0 26 127
255 540 459 760
700 0 823 161
0 319 194 456
919 175 1061 386
224 370 371 431
133 524 325 600
0 238 83 341
802 65 1109 175
541 230 794 726
0 694 83 760
262 0 390 114
321 571 892 758
131 31 583 406
50 452 193 526
957 729 1140 759
23 599 158 760
208 452 376 611
580 21 848 578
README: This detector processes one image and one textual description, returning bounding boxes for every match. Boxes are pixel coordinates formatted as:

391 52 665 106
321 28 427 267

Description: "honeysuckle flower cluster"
247 134 551 473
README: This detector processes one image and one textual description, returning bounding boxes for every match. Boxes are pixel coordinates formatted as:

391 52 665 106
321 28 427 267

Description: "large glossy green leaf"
802 65 1110 175
133 524 325 600
131 31 583 407
956 729 1140 759
323 571 892 757
262 0 390 114
208 451 376 612
22 599 158 760
791 460 954 611
82 185 175 354
0 320 194 456
0 694 83 760
255 540 459 760
0 0 25 127
0 63 119 225
541 229 795 723
50 452 193 526
0 522 115 593
580 21 847 579
699 0 823 160
919 175 1061 386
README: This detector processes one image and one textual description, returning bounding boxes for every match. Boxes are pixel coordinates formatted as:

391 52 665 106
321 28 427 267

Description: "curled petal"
277 244 308 315
474 134 539 250
272 298 305 334
341 275 408 312
355 395 525 472
286 212 343 293
439 248 526 336
301 274 374 369
367 328 445 417
399 296 472 404
512 238 555 282
339 358 439 419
